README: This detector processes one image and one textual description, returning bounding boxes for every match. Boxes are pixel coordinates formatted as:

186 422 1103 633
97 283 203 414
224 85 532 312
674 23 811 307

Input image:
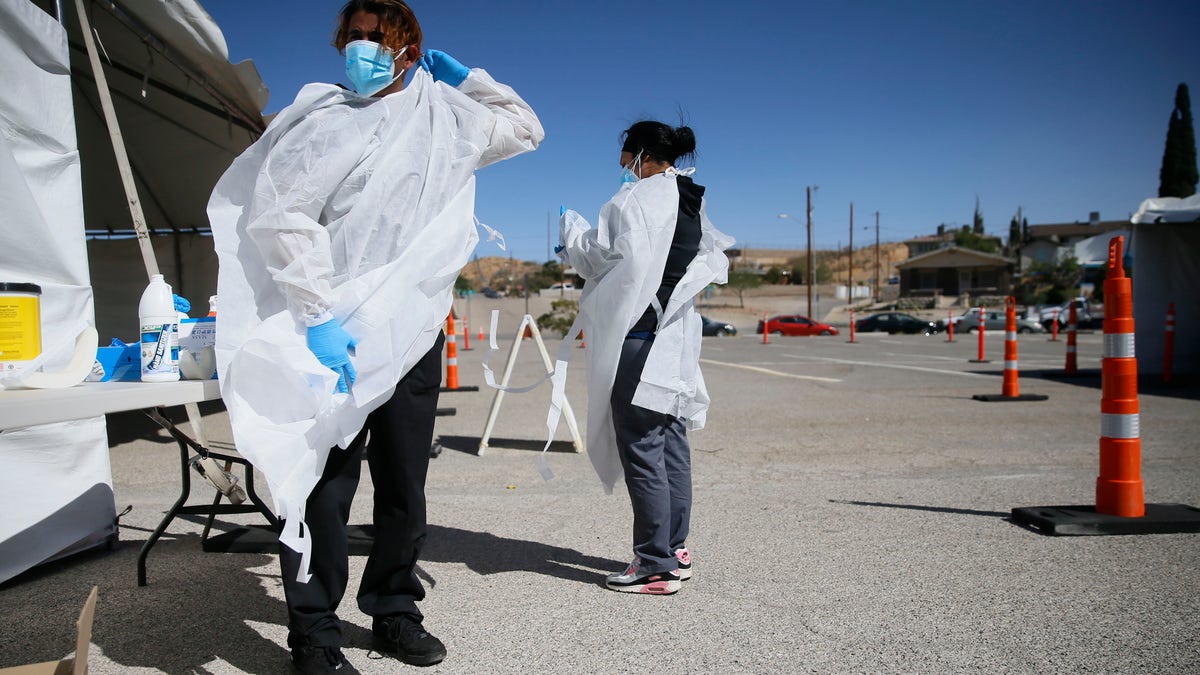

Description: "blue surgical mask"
620 151 643 186
345 40 405 96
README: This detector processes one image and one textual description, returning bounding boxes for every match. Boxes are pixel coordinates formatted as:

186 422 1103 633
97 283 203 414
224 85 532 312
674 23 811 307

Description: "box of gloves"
178 316 217 380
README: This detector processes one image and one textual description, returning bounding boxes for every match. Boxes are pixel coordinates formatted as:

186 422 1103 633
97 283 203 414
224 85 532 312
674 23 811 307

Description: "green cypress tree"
1158 83 1198 198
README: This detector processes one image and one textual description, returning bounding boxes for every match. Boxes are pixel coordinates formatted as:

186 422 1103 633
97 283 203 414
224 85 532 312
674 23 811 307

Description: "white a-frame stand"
478 315 583 456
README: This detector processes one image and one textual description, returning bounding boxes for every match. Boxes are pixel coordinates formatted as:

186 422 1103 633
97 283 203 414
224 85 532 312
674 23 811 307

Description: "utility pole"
849 202 854 304
806 186 814 319
874 211 881 302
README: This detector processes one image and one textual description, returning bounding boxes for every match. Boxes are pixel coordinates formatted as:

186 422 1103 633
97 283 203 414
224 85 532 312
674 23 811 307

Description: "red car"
755 314 839 337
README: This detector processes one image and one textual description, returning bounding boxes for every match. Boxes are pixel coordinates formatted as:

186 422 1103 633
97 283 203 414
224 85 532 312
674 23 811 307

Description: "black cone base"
973 393 1049 402
969 359 991 363
1012 503 1200 535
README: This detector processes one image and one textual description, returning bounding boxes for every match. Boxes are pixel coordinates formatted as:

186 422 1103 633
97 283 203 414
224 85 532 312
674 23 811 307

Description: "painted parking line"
884 352 968 363
780 353 992 379
699 358 843 383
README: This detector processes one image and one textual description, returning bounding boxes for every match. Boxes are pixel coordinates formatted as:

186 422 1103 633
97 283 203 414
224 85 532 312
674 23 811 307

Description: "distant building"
1020 212 1127 270
895 246 1014 299
903 224 1003 259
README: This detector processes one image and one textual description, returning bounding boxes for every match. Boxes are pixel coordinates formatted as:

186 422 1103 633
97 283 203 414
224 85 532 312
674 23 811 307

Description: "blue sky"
203 0 1200 262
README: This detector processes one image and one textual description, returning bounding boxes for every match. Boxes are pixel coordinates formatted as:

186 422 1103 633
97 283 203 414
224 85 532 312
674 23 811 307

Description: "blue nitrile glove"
419 49 470 87
173 294 191 313
305 319 358 394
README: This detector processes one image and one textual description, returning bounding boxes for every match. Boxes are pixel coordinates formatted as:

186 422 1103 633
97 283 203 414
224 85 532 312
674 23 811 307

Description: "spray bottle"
139 274 180 382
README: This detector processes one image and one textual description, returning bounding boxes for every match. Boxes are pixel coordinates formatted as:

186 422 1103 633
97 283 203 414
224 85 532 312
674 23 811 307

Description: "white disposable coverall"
559 170 733 494
208 68 542 577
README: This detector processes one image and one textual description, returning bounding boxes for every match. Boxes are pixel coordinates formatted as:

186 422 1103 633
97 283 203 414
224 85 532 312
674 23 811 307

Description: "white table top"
0 379 221 430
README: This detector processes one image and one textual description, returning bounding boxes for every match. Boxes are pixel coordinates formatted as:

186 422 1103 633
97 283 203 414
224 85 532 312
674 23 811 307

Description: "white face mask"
344 40 407 96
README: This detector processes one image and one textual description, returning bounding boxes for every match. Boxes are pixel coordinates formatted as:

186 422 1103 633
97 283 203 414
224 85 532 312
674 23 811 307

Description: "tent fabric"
62 0 269 344
1131 195 1200 377
0 0 114 584
1072 228 1132 267
62 0 267 236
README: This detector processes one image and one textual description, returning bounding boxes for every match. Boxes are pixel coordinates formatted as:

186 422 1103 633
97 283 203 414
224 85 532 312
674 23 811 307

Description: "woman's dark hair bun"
621 120 697 166
671 126 696 160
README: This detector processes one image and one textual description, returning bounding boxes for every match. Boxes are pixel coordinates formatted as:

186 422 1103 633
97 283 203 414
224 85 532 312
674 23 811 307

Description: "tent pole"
73 0 159 280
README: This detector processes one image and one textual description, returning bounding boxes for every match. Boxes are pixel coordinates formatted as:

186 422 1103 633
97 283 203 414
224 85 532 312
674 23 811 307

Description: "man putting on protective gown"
557 121 732 595
207 1 542 672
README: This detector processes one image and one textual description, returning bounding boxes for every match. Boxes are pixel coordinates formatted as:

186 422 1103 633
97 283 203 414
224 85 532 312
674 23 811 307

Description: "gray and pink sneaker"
605 561 681 595
674 548 693 580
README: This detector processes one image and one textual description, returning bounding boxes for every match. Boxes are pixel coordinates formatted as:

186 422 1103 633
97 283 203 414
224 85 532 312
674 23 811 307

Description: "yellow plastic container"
0 282 42 375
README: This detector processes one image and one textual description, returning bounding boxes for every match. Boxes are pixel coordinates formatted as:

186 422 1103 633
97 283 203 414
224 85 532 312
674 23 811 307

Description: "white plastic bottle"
139 274 180 382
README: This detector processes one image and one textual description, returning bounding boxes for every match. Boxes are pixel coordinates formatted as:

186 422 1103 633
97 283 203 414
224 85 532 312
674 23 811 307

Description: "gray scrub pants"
610 336 692 575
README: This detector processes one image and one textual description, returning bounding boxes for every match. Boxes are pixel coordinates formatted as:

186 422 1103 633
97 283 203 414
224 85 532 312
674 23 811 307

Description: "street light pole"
874 210 881 302
849 202 854 305
806 186 814 319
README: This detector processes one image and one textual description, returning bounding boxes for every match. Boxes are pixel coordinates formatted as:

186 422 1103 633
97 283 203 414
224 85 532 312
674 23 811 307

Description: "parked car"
547 282 575 291
481 286 501 298
938 308 1046 333
700 316 737 337
1038 297 1098 330
755 314 839 337
854 312 939 335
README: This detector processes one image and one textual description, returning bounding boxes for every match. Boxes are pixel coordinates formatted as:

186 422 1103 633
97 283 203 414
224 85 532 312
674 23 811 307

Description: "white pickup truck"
1038 297 1098 330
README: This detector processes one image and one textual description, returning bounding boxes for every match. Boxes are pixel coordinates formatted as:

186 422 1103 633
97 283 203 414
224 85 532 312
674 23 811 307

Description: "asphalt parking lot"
1 326 1197 673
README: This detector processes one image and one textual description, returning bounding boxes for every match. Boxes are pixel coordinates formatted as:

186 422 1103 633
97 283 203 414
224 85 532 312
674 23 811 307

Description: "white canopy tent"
0 0 266 583
1131 194 1200 378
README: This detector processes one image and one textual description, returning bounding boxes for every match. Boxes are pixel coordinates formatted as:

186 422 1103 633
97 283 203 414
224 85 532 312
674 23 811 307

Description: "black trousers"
280 333 444 649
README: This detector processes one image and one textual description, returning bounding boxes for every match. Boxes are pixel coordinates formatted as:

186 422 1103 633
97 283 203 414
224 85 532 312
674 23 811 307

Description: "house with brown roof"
895 246 1014 301
903 225 1003 258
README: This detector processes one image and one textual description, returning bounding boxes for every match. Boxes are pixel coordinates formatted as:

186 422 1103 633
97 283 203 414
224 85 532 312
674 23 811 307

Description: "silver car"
939 309 1046 333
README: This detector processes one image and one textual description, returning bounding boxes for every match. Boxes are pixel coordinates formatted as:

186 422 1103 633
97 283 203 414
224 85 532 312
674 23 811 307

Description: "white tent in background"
1131 194 1200 378
0 0 266 583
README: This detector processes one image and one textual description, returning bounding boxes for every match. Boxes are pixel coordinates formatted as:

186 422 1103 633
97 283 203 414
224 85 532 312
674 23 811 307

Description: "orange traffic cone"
1096 236 1143 517
441 311 479 393
445 313 459 389
973 297 1046 402
968 306 989 363
1011 237 1200 535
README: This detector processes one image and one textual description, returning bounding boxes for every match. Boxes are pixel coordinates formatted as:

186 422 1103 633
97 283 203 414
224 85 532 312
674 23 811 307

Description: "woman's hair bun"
621 119 697 165
671 126 696 159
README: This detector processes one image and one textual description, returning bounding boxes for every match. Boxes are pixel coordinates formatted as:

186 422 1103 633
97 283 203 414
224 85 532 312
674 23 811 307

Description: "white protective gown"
208 68 542 576
559 170 733 494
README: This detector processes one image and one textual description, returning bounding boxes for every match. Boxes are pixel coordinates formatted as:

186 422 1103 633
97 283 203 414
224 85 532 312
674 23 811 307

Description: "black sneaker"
373 615 447 667
290 645 359 674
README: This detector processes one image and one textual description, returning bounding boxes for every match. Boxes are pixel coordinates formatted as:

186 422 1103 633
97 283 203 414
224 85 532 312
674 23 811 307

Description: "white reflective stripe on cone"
1005 360 1018 369
1066 346 1077 353
1103 333 1135 358
1101 413 1140 439
447 358 457 365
